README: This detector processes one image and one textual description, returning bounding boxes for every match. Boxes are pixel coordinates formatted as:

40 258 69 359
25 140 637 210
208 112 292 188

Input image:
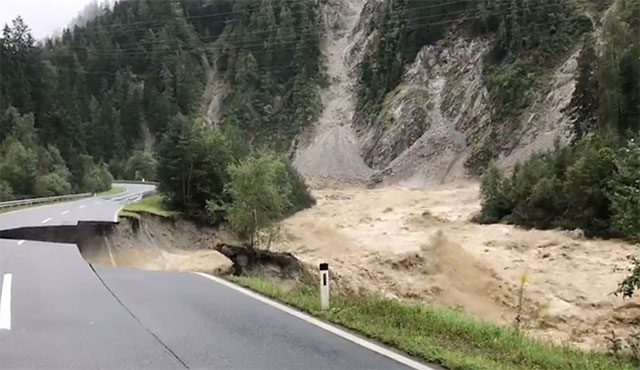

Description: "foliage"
222 153 293 245
0 180 14 200
216 0 322 149
1 0 322 201
357 0 592 120
477 136 639 242
608 138 640 241
157 115 234 220
82 164 114 194
124 150 157 181
484 59 536 119
230 276 636 370
282 159 316 214
568 0 640 138
33 172 72 197
477 0 639 241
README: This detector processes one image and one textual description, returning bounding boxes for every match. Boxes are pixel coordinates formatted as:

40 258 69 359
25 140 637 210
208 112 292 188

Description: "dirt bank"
270 182 640 350
80 216 234 275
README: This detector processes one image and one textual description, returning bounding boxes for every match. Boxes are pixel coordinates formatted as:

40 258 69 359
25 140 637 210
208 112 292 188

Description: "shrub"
125 150 157 181
82 165 113 193
608 138 640 241
219 153 315 246
223 153 292 245
0 180 14 201
476 163 512 223
157 115 234 220
477 136 639 241
33 172 72 197
281 160 315 215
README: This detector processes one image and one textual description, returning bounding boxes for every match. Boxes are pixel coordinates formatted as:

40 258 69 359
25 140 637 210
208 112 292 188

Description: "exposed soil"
269 182 640 351
80 216 234 276
293 0 372 184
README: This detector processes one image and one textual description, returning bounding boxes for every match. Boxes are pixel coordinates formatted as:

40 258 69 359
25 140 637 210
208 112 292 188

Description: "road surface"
0 183 155 231
0 185 433 369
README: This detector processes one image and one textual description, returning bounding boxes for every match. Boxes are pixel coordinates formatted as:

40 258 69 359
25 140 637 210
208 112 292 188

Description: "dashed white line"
94 201 102 205
17 240 25 246
61 210 69 215
41 218 52 224
0 273 12 330
78 205 86 209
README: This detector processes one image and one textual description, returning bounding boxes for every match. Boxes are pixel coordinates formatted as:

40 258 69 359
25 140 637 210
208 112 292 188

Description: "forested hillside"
478 0 639 242
0 0 321 200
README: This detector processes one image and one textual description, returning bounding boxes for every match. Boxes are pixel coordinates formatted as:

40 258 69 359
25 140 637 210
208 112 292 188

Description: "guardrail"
113 180 159 186
0 193 92 210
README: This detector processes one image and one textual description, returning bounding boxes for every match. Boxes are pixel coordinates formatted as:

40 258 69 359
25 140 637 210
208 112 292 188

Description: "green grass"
98 186 126 196
228 276 636 370
119 194 178 218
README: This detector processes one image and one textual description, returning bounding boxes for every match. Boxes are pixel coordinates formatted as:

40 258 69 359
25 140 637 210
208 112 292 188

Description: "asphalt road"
0 184 431 369
0 183 155 231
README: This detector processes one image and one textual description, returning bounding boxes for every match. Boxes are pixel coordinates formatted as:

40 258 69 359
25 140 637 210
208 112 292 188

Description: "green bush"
82 165 113 193
609 138 640 240
476 163 512 224
281 160 315 215
485 59 537 120
477 137 640 242
216 153 314 245
125 150 156 181
0 138 39 196
222 154 292 244
0 180 14 201
33 172 72 197
157 115 234 220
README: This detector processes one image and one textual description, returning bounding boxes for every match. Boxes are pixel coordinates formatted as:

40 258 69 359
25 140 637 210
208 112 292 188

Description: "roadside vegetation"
156 114 314 236
229 276 636 370
98 186 125 196
119 194 178 219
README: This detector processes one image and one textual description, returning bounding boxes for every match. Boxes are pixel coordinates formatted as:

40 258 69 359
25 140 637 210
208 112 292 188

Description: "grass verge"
99 186 126 196
119 194 178 218
228 276 636 370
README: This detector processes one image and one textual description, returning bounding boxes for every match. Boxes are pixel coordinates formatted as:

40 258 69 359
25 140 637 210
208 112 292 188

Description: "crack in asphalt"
87 263 190 369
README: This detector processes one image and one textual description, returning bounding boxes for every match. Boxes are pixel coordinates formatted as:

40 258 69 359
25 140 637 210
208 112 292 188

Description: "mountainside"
0 0 322 199
293 0 622 185
1 0 637 200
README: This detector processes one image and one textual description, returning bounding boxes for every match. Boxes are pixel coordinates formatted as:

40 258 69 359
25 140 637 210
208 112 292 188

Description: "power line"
51 0 572 52
48 14 587 77
45 0 572 59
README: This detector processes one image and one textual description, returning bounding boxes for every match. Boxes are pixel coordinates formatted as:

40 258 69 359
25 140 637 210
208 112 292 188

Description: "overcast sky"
1 0 96 39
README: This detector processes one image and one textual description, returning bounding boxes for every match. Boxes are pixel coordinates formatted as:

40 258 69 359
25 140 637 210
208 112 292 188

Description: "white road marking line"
17 240 25 245
195 273 435 370
41 217 52 224
0 273 12 330
61 210 69 215
94 201 102 205
78 205 86 209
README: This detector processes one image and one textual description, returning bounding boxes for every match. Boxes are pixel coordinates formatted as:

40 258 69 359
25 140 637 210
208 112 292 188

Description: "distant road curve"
0 183 155 231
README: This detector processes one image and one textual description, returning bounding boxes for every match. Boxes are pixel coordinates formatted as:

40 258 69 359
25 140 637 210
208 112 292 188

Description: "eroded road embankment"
0 213 419 370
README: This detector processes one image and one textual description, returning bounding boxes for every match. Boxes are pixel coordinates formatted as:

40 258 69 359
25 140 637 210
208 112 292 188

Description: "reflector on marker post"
319 263 329 310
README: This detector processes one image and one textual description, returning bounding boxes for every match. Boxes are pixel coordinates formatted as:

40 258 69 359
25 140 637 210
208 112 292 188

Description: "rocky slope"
289 0 588 186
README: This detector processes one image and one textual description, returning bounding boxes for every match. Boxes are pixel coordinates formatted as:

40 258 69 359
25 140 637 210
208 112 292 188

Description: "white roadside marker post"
319 263 330 310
